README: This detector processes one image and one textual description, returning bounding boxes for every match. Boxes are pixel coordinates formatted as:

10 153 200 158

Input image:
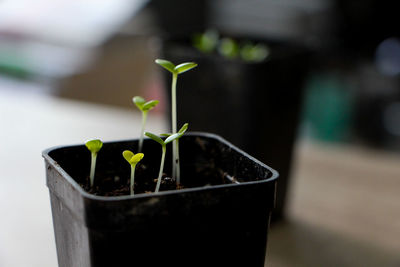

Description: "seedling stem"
156 145 166 192
133 96 159 152
139 110 148 152
85 139 103 188
90 153 97 187
171 72 178 180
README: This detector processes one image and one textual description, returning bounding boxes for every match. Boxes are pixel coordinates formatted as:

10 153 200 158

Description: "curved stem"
155 145 166 193
90 153 97 188
130 164 136 195
171 73 178 180
138 111 148 152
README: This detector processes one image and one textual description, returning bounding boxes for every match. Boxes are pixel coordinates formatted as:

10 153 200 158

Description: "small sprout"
133 96 159 152
161 123 188 184
123 150 144 195
145 127 187 193
155 59 197 183
85 139 103 188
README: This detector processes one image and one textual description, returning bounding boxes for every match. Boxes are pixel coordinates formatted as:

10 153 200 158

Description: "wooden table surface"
267 141 400 267
1 78 399 267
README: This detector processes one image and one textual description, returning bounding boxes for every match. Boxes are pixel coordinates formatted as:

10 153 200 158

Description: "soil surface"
71 137 245 197
79 162 229 197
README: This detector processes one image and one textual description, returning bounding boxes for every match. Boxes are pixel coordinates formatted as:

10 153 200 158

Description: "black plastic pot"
161 40 310 220
44 133 278 267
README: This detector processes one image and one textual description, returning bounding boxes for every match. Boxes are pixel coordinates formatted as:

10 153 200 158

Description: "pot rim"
43 132 279 201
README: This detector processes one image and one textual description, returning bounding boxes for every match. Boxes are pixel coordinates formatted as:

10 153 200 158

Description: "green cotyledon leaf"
155 59 176 73
145 132 165 146
133 96 145 109
142 100 159 111
85 139 103 154
165 132 184 144
178 123 189 134
174 62 197 74
131 153 144 164
123 150 144 165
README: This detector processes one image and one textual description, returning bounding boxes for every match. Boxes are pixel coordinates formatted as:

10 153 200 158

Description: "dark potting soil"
80 166 180 196
79 160 231 197
62 136 248 197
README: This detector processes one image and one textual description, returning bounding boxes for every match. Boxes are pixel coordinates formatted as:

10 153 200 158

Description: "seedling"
145 124 188 193
122 150 144 195
133 96 159 152
193 30 269 62
240 42 269 62
155 59 197 183
193 29 219 53
218 37 239 59
219 39 268 62
160 123 188 184
85 139 103 188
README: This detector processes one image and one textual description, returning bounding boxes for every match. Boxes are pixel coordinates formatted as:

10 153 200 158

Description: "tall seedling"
155 59 197 184
145 123 188 193
133 96 159 152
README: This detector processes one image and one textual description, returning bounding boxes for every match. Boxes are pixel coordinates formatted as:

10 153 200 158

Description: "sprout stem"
130 164 136 195
138 111 148 152
176 139 181 183
90 152 97 187
171 72 178 180
155 145 166 193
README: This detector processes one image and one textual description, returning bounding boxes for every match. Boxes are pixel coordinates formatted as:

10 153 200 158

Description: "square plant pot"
43 132 278 267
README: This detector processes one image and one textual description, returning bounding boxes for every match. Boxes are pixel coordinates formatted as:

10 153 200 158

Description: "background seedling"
193 29 219 53
218 37 239 59
155 59 197 183
122 150 144 195
193 30 269 62
240 42 269 62
160 123 188 184
85 139 103 188
145 127 187 193
133 96 159 152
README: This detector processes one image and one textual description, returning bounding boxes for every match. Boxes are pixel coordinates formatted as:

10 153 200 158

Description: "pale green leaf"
145 132 165 146
123 150 134 163
165 132 184 144
174 62 197 74
131 153 144 164
85 139 103 154
123 151 144 165
142 100 159 111
155 59 176 73
133 96 145 110
178 123 189 134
